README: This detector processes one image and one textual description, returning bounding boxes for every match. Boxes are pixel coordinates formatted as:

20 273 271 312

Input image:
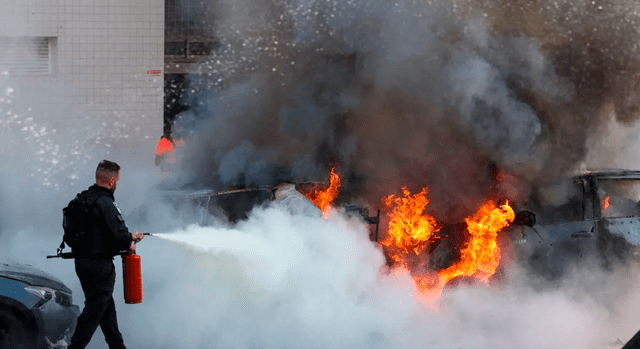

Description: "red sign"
147 70 162 75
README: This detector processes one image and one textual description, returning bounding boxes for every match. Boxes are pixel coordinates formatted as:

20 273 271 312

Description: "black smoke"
168 0 640 224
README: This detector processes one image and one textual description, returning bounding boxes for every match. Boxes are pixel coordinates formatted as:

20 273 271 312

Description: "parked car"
0 258 79 348
508 169 640 281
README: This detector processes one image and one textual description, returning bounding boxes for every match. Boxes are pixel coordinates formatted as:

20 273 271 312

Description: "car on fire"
0 258 79 348
147 169 640 284
138 181 379 234
508 169 640 281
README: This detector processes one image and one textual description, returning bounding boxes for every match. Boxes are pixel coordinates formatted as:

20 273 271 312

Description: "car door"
513 177 597 278
594 177 640 248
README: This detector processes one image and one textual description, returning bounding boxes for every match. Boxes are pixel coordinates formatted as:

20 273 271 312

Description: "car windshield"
598 179 640 218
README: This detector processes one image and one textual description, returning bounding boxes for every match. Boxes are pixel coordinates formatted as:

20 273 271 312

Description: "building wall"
0 0 164 160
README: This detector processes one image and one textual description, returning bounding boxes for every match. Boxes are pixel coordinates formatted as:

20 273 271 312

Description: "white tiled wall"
1 0 164 145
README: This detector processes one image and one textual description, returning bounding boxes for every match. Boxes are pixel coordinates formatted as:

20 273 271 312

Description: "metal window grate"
0 37 51 75
165 41 187 56
165 0 214 37
164 40 221 57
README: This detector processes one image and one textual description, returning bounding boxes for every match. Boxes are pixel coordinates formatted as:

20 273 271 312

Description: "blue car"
0 258 79 348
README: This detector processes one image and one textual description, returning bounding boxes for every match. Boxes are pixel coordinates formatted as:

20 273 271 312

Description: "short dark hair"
96 160 120 182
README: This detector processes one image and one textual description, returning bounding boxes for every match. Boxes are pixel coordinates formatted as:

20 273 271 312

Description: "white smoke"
1 150 638 349
93 203 639 349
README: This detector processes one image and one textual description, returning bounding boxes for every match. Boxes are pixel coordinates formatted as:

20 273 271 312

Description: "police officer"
68 160 145 349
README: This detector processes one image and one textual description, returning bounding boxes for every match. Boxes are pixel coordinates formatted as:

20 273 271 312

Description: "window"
165 41 187 56
165 0 215 37
0 36 56 75
598 179 640 218
521 180 585 225
189 41 220 56
164 40 221 58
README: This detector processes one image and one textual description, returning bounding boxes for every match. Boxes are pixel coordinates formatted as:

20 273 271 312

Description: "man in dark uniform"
68 160 145 349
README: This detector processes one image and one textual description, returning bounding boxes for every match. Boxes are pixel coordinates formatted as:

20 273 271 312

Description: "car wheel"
0 307 38 349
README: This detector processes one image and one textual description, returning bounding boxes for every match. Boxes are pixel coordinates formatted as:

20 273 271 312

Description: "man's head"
96 160 121 192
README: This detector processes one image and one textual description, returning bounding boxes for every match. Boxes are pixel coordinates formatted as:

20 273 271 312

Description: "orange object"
155 135 185 164
155 137 174 157
122 251 143 304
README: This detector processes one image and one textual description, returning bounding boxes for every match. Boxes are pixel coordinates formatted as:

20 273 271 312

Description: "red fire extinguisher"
122 250 143 304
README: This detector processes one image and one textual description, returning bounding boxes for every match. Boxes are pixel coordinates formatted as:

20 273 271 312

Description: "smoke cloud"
168 0 640 222
78 206 640 348
4 190 640 349
5 0 640 348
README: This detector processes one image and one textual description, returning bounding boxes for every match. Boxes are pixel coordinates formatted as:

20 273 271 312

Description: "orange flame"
380 187 439 266
381 187 515 301
302 167 341 218
602 196 610 211
438 200 515 284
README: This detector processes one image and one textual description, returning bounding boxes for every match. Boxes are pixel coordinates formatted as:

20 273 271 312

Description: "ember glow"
300 167 341 218
602 196 610 211
381 187 515 302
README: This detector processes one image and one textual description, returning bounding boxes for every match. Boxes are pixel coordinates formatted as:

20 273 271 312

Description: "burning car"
0 258 79 348
143 166 379 227
148 167 640 298
364 169 640 298
150 181 378 228
508 169 640 282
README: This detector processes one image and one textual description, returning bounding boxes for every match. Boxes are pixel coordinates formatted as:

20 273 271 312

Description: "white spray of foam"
111 201 637 349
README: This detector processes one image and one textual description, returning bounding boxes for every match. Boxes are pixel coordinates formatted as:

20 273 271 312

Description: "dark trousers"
68 259 126 349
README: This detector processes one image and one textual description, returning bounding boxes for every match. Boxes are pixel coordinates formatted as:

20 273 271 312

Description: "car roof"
154 186 273 198
572 169 640 181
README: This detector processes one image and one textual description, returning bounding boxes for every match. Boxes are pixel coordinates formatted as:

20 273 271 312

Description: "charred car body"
0 258 79 348
139 182 379 234
509 169 640 281
147 169 640 286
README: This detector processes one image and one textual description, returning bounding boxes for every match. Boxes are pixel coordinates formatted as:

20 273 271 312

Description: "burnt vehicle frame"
147 182 379 232
509 169 640 280
0 258 80 348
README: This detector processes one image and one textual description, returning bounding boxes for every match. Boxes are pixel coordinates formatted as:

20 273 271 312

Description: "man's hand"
129 242 137 253
131 231 145 243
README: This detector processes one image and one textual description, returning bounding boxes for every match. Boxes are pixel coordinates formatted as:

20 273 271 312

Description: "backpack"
60 191 101 251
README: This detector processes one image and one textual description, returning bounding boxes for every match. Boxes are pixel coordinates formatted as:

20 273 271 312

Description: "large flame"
438 200 515 284
380 187 439 266
381 187 515 301
301 167 341 218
